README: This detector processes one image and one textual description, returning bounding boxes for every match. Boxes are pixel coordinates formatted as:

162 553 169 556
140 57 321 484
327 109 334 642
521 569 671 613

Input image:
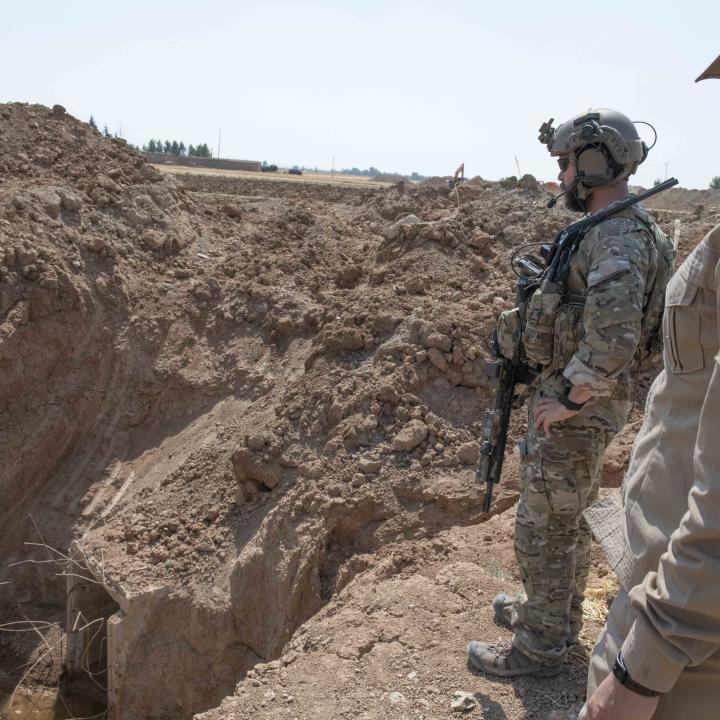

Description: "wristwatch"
557 386 586 412
612 651 662 697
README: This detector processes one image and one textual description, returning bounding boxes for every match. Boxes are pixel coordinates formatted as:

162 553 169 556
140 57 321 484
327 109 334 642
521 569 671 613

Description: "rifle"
476 177 679 513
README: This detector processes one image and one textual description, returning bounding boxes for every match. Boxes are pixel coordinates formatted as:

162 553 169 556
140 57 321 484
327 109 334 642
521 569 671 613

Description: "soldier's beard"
562 183 587 213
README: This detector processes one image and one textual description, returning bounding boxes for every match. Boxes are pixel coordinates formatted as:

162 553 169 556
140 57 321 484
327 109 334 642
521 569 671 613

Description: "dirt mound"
1 103 714 720
371 173 406 184
0 102 206 558
634 185 720 213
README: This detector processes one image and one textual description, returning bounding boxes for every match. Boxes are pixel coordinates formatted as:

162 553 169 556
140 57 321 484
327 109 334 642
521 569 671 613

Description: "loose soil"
1 102 718 720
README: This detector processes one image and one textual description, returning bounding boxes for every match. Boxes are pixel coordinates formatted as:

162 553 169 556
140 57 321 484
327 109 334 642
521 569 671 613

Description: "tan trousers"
581 588 720 719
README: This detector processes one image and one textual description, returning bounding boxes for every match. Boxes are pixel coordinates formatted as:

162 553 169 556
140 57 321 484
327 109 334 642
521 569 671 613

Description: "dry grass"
485 559 513 583
582 576 618 623
567 575 620 668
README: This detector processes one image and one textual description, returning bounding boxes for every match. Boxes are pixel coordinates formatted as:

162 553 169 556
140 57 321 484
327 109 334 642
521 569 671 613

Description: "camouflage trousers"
510 374 631 665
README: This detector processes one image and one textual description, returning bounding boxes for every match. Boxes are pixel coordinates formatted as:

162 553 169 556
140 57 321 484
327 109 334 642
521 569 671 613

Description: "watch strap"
612 651 662 698
558 387 585 411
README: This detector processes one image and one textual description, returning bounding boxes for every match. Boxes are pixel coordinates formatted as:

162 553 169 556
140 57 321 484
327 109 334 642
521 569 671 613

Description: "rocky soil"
1 102 718 720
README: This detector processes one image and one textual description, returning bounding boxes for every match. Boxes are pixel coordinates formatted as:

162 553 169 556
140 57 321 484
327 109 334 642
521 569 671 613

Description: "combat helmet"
538 109 649 200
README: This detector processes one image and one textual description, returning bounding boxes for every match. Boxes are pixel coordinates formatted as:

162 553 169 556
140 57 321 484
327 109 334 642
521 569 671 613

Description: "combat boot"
492 593 580 646
467 640 563 678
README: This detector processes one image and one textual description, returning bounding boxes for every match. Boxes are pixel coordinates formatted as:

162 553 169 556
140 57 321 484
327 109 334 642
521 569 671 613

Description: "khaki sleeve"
623 258 720 694
563 229 651 396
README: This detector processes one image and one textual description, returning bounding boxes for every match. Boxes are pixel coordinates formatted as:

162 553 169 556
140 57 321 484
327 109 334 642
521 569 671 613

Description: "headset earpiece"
575 146 614 186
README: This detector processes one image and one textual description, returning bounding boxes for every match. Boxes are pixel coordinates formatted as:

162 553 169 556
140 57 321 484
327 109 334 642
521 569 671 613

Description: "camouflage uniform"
511 205 666 666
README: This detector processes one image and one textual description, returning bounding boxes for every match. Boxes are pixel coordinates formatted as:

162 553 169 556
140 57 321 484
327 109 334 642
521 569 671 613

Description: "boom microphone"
547 179 579 209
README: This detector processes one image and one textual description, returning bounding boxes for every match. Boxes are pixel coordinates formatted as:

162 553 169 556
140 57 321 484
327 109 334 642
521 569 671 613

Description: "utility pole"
664 162 669 180
331 156 334 179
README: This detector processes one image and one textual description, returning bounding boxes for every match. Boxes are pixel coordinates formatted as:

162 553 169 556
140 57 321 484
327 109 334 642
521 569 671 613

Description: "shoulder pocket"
681 239 720 290
665 278 703 374
587 257 632 289
586 264 643 329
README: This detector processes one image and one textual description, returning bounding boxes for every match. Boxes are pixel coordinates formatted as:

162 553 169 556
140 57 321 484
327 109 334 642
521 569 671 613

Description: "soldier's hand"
580 674 659 720
533 398 579 437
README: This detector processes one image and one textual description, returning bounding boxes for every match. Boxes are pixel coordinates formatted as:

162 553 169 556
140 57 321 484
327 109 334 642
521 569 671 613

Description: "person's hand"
580 674 659 720
533 397 579 437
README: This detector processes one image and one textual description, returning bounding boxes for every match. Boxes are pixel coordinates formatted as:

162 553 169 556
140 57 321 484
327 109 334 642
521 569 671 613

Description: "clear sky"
2 1 719 188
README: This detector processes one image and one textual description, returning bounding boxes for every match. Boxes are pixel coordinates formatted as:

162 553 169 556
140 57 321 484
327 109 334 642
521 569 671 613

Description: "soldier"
467 109 674 677
579 55 720 720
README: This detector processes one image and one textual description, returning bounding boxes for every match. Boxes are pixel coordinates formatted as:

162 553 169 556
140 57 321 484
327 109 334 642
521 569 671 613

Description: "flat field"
152 163 397 188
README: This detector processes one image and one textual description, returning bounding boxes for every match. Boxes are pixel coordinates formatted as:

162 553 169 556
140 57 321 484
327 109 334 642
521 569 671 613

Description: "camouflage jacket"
556 205 665 396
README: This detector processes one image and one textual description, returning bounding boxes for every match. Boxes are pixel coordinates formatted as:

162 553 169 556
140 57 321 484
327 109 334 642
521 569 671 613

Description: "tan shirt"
587 224 720 693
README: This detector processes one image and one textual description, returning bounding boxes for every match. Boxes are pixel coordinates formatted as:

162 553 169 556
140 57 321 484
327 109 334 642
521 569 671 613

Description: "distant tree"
653 178 663 187
139 140 215 158
89 115 98 130
189 143 210 157
710 176 720 190
368 166 379 176
103 124 112 138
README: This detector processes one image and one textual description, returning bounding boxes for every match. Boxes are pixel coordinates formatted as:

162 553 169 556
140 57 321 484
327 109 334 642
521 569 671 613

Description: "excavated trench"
2 422 511 720
0 312 518 720
57 496 404 718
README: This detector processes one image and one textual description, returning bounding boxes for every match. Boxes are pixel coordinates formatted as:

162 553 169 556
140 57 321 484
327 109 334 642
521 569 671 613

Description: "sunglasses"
557 157 571 172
